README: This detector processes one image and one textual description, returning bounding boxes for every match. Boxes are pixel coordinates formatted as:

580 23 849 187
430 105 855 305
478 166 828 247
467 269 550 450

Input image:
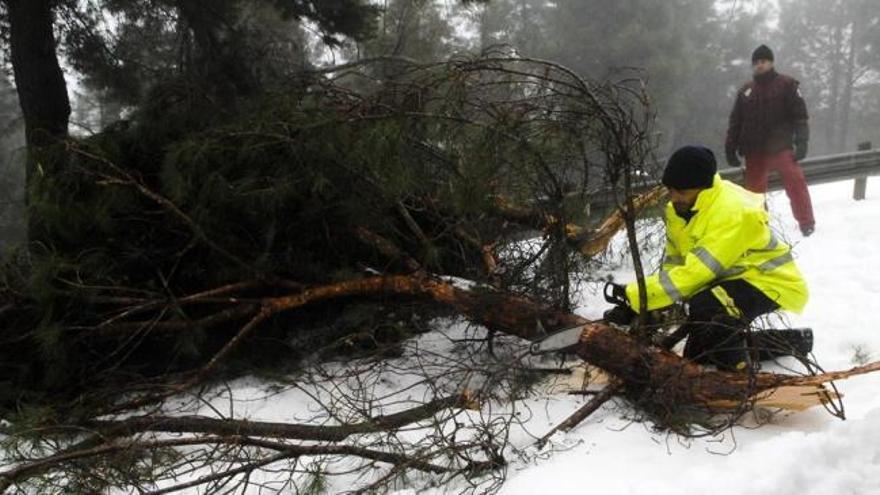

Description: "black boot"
683 318 749 371
752 328 813 360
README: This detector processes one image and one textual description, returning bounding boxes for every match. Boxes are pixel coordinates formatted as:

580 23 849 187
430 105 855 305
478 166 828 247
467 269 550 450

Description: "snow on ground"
168 179 880 494
15 179 870 494
499 179 880 495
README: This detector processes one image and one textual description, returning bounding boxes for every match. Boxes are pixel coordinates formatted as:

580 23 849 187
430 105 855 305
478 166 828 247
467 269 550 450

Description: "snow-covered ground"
499 180 880 495
170 179 880 495
174 179 880 495
11 180 873 494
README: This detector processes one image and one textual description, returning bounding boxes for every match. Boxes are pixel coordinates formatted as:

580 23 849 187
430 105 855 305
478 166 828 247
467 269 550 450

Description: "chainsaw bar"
529 324 587 355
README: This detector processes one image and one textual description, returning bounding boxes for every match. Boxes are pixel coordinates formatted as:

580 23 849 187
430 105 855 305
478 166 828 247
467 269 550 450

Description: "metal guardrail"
585 149 880 213
719 149 880 193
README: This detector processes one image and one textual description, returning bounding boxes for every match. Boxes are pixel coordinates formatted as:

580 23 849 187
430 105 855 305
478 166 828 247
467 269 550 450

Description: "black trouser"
682 280 780 370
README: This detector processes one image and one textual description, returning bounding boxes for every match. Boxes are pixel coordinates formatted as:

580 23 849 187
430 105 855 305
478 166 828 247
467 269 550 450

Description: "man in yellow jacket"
605 145 810 370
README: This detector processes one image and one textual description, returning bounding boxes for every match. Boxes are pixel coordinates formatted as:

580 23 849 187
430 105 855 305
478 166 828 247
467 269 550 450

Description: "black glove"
794 140 808 161
603 282 628 306
604 304 637 326
793 122 809 162
726 150 742 168
603 281 635 326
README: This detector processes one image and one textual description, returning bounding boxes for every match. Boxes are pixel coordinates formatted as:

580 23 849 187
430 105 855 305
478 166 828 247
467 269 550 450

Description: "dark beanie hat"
662 146 717 190
752 44 774 63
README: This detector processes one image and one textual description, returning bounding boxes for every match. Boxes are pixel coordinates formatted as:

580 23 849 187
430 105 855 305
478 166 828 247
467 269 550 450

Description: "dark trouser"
682 280 779 370
744 149 815 231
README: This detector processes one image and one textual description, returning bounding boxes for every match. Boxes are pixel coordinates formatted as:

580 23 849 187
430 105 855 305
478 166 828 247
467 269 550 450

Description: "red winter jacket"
725 70 809 156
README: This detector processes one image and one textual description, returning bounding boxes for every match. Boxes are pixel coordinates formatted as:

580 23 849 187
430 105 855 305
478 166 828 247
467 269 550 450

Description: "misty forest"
1 0 880 493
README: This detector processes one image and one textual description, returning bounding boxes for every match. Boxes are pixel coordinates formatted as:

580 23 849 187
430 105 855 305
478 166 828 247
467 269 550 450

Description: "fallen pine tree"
2 272 876 492
1 54 857 493
107 273 869 415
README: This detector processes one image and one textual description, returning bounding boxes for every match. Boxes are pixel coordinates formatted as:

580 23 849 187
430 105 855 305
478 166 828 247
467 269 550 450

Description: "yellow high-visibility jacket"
625 174 808 313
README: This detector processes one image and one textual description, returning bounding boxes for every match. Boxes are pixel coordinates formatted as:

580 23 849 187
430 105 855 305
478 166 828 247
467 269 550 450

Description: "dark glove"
603 282 628 306
603 281 635 326
603 304 637 326
793 121 809 162
794 140 808 161
726 150 742 168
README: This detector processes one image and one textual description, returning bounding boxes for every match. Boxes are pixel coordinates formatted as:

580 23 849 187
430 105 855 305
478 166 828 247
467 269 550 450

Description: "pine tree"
777 0 880 153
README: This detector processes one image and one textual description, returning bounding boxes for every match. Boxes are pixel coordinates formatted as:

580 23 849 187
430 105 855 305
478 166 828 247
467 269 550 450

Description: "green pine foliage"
0 52 641 412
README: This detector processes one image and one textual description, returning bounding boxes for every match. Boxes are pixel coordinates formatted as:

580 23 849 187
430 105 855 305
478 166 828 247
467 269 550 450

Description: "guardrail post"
854 141 871 200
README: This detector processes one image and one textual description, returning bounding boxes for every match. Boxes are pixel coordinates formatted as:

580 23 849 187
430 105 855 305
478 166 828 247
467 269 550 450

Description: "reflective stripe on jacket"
625 175 808 313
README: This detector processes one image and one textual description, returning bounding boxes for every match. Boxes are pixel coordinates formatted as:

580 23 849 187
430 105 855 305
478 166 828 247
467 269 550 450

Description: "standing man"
604 146 811 371
725 45 815 237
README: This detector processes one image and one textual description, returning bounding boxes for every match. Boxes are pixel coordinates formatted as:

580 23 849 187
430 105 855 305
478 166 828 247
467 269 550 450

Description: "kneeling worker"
605 145 811 370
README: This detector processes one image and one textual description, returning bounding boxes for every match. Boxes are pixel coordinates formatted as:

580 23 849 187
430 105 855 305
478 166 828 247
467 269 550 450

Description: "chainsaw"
528 321 588 355
528 282 622 355
528 281 813 357
529 318 814 360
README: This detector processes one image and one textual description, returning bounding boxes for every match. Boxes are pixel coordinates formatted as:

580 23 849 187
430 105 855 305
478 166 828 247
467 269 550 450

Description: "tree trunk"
260 275 852 411
826 17 843 152
837 13 861 152
6 0 71 243
175 0 256 98
6 0 70 175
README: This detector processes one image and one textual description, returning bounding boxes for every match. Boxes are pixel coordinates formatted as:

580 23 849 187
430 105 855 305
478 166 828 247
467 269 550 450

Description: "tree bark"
96 273 860 414
270 276 865 411
6 0 70 174
6 0 70 244
257 276 856 410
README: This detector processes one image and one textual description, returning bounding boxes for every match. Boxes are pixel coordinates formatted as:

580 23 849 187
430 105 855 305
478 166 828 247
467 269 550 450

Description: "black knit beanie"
662 146 717 190
752 44 774 63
